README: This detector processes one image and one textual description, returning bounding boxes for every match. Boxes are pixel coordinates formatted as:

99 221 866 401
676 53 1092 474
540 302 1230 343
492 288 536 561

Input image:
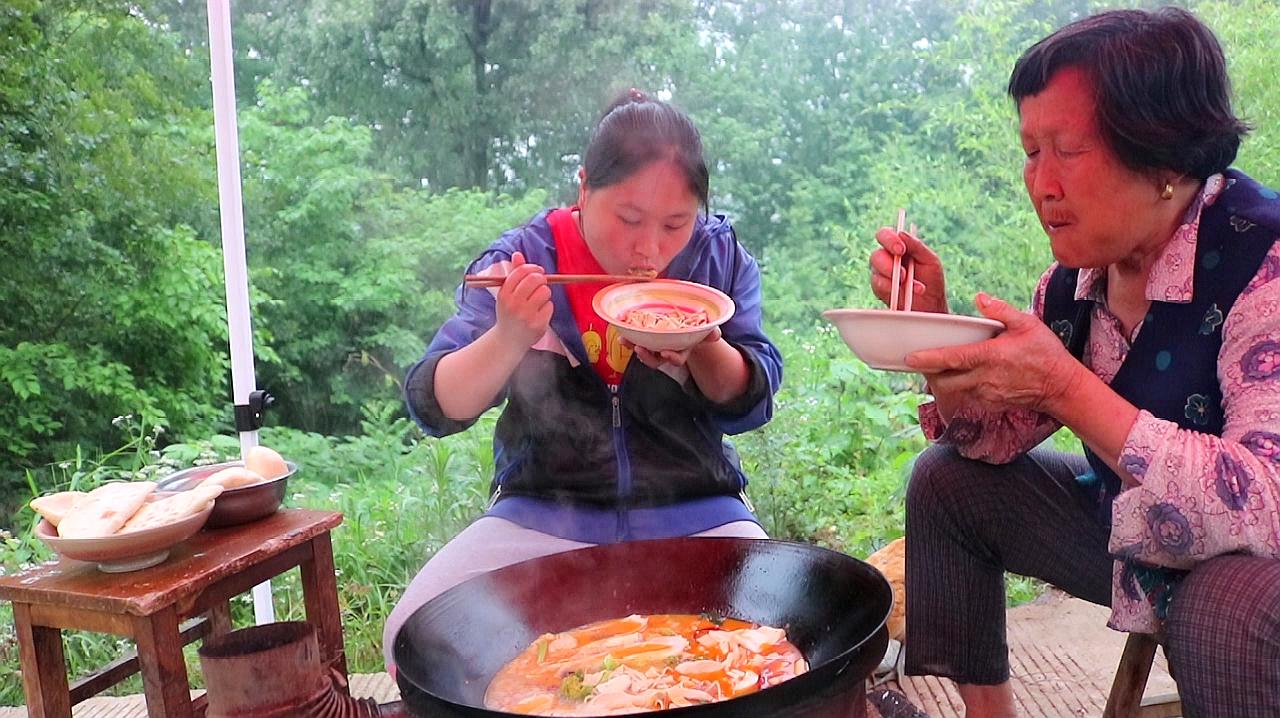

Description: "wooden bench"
1103 633 1182 718
0 509 346 718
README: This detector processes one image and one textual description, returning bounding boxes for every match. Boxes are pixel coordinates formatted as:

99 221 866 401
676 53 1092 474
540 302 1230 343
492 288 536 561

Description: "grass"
0 328 1055 706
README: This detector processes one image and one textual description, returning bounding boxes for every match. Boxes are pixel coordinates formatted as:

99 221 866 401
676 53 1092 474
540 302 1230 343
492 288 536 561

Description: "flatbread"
866 537 906 641
202 466 266 489
29 491 88 528
57 482 157 538
119 484 223 533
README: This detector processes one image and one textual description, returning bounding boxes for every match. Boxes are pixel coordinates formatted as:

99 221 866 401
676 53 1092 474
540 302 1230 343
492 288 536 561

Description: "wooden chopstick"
890 208 906 311
905 223 917 312
463 273 651 288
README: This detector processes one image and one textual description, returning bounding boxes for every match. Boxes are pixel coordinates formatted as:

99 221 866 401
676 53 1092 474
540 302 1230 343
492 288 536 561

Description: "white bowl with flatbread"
32 483 221 572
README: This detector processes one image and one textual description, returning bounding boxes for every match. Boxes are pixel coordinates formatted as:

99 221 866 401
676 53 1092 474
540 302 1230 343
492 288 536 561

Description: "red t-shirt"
547 208 633 385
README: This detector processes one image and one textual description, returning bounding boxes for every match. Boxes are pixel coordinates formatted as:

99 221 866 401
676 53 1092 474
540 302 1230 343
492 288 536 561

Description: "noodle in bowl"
593 280 735 352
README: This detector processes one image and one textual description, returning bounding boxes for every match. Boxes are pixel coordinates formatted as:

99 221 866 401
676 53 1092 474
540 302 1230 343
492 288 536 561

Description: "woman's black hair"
582 88 710 209
1008 7 1249 179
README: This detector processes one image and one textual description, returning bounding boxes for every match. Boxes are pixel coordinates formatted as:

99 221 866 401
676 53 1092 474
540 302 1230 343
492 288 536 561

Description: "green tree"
0 1 227 514
228 0 698 195
235 82 549 431
1196 0 1280 187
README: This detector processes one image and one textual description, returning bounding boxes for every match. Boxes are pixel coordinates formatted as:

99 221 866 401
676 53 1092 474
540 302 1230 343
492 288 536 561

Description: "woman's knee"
1165 555 1280 690
906 444 969 512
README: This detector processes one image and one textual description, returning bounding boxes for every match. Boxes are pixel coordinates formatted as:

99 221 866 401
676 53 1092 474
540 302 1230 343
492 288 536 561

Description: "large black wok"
394 537 892 718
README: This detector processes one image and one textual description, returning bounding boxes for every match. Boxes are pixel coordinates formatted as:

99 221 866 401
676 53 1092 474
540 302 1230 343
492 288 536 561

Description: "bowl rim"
822 307 1004 332
155 459 298 493
593 279 736 335
35 500 213 545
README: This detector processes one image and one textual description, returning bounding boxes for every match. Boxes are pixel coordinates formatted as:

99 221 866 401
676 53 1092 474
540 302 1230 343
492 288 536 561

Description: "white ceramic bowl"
594 279 735 352
35 498 213 573
822 308 1004 372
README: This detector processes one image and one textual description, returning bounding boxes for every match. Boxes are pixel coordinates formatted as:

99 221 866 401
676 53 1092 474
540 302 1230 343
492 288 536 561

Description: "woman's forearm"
433 327 529 420
685 338 750 404
1048 365 1140 485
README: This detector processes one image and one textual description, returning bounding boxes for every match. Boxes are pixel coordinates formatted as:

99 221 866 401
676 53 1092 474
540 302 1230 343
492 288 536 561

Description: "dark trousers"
905 443 1280 717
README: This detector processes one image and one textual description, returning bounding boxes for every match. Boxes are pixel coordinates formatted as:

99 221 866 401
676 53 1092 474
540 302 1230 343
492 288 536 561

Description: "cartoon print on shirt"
605 323 633 375
582 324 602 364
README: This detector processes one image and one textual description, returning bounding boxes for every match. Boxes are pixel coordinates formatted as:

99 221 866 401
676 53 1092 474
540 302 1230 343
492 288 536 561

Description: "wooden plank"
1103 633 1158 718
178 544 310 618
301 531 349 688
205 602 231 637
130 607 192 718
69 617 214 704
13 603 71 718
27 605 131 637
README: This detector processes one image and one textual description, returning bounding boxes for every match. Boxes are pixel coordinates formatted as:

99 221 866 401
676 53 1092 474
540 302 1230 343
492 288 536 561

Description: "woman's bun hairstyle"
583 88 709 209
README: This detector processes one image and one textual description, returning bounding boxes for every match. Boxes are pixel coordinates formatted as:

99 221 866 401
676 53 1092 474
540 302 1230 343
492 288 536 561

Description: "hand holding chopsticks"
888 208 917 312
871 209 948 314
465 273 651 288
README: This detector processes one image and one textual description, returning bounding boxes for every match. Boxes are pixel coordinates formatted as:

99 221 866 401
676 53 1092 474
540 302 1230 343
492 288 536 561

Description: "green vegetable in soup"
560 670 593 701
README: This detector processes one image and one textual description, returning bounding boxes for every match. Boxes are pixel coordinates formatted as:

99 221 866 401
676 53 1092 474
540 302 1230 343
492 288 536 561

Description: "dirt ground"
892 588 1179 717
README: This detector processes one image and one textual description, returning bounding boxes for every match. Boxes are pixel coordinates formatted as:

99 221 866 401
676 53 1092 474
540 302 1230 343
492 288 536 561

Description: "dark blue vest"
1042 170 1280 614
1044 170 1280 516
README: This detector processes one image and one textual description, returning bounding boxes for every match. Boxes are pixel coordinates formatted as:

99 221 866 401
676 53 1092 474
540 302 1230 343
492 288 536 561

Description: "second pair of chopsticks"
889 208 917 312
464 273 650 288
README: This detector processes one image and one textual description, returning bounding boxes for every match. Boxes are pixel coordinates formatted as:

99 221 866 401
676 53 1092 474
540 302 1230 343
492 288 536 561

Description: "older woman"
870 8 1280 718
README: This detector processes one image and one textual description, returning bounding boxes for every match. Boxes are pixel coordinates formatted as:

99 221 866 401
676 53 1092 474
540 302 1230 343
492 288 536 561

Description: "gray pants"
907 443 1280 717
382 517 767 670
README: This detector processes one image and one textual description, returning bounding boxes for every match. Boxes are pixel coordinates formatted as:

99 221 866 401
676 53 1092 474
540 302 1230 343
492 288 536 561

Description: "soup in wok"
484 613 807 715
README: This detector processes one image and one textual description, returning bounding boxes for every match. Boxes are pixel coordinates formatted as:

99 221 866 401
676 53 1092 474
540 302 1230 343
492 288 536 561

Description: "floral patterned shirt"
919 174 1280 632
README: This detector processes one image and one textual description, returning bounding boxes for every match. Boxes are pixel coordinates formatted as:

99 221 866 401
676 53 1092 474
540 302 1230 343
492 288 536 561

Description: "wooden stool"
1103 633 1182 718
0 509 346 718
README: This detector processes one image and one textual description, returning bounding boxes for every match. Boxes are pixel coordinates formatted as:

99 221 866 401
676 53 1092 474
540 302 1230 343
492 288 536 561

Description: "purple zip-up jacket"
405 209 782 543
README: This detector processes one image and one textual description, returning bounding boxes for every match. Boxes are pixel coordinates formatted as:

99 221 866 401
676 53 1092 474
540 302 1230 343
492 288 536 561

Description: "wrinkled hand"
625 327 723 369
905 293 1085 416
869 226 948 314
493 251 553 350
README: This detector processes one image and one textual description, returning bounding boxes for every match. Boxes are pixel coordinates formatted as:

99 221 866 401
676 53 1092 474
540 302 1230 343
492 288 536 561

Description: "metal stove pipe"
199 621 380 717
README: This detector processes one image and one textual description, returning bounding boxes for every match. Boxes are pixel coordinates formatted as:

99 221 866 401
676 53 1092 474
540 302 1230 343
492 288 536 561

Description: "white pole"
207 0 274 625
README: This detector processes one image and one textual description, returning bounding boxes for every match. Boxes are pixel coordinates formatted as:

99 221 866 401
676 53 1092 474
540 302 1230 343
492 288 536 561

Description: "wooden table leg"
301 530 349 691
13 603 71 718
133 605 194 718
1104 632 1159 718
206 600 233 637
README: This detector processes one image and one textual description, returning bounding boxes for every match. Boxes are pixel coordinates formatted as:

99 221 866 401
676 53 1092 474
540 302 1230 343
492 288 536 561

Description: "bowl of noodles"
594 280 735 352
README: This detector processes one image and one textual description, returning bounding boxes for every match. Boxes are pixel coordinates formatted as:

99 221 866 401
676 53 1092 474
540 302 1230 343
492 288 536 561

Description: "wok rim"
394 536 893 718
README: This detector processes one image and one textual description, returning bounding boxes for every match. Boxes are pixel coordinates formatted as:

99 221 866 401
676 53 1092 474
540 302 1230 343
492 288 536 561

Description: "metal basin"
156 460 295 528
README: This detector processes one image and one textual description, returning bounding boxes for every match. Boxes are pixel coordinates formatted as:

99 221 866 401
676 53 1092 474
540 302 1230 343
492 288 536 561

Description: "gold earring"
1161 182 1175 200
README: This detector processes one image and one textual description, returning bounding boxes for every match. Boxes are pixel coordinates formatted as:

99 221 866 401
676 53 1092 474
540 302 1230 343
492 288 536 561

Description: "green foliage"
739 326 925 556
1197 0 1280 187
234 84 549 430
0 2 226 507
5 1 1280 704
200 0 701 194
